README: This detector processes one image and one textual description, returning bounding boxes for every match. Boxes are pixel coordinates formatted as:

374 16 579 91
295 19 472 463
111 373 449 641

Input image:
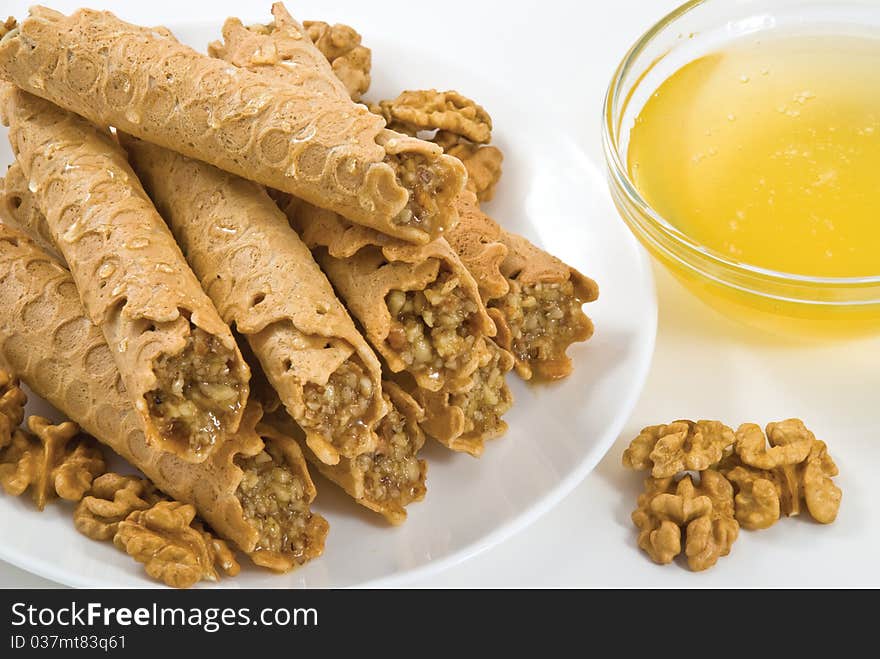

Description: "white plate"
0 16 656 588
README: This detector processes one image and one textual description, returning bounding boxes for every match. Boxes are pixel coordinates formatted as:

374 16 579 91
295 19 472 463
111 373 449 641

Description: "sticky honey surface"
628 33 880 278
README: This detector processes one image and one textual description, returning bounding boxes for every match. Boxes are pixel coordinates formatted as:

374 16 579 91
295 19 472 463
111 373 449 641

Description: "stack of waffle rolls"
0 223 328 571
2 86 250 462
3 142 430 524
121 134 387 467
446 192 599 380
260 377 427 525
280 197 513 457
285 200 494 389
0 4 466 243
202 2 519 456
0 2 600 580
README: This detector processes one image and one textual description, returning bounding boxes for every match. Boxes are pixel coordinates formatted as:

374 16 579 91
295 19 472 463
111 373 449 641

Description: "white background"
1 0 878 587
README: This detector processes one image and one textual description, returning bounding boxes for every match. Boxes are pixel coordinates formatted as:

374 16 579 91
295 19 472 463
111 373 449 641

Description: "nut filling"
356 403 423 506
385 270 479 382
300 358 374 455
147 328 243 455
493 279 591 376
454 344 512 436
385 152 452 233
235 442 314 559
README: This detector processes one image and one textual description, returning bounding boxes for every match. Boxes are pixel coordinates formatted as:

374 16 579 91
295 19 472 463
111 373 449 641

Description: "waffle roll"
208 2 466 243
406 339 514 457
446 192 599 380
2 88 250 462
283 199 494 390
0 4 466 243
280 197 513 455
263 380 427 525
0 224 327 571
122 135 387 467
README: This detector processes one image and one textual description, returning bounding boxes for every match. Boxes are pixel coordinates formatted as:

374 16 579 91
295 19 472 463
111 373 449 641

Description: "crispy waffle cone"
265 381 427 525
2 88 250 462
282 198 495 393
402 340 514 457
444 192 511 302
251 347 427 524
446 192 599 380
446 192 598 301
121 135 386 466
0 162 61 262
280 198 514 454
249 420 329 571
0 224 327 567
208 3 466 243
0 5 465 243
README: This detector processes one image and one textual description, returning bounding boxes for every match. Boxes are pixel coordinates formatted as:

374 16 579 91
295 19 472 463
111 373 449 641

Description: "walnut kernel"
74 473 165 541
433 130 503 202
0 430 39 498
304 20 371 100
632 471 738 572
114 501 237 589
722 465 781 530
735 420 813 470
623 420 735 478
375 90 492 144
722 420 841 525
0 416 105 510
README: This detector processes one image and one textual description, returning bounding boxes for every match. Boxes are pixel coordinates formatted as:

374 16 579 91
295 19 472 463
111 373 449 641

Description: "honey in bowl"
628 28 880 288
628 36 880 277
628 32 880 280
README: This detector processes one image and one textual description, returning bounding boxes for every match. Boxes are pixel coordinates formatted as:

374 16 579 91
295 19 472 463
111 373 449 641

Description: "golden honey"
628 33 880 279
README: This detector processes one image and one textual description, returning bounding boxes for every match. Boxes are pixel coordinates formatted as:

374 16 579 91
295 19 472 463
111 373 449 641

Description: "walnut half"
374 90 493 144
372 89 504 202
623 420 735 478
74 473 165 541
632 471 739 572
0 416 105 510
721 420 842 526
304 20 371 101
735 420 813 470
114 501 240 589
723 465 781 530
440 134 504 203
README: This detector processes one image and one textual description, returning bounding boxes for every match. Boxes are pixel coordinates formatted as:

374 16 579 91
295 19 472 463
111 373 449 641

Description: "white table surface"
2 0 877 588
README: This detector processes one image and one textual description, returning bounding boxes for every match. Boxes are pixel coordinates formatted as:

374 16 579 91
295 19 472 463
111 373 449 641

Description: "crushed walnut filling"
492 279 589 370
355 402 423 506
147 328 243 455
454 344 512 435
385 152 450 233
300 358 374 455
235 442 313 558
385 270 479 382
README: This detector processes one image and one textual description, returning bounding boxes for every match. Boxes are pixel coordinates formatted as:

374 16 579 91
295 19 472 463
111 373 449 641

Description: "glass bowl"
603 0 880 336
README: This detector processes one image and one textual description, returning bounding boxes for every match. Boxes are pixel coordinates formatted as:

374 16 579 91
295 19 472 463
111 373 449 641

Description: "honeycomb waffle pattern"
0 6 462 242
123 135 388 465
0 224 265 553
3 88 249 461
